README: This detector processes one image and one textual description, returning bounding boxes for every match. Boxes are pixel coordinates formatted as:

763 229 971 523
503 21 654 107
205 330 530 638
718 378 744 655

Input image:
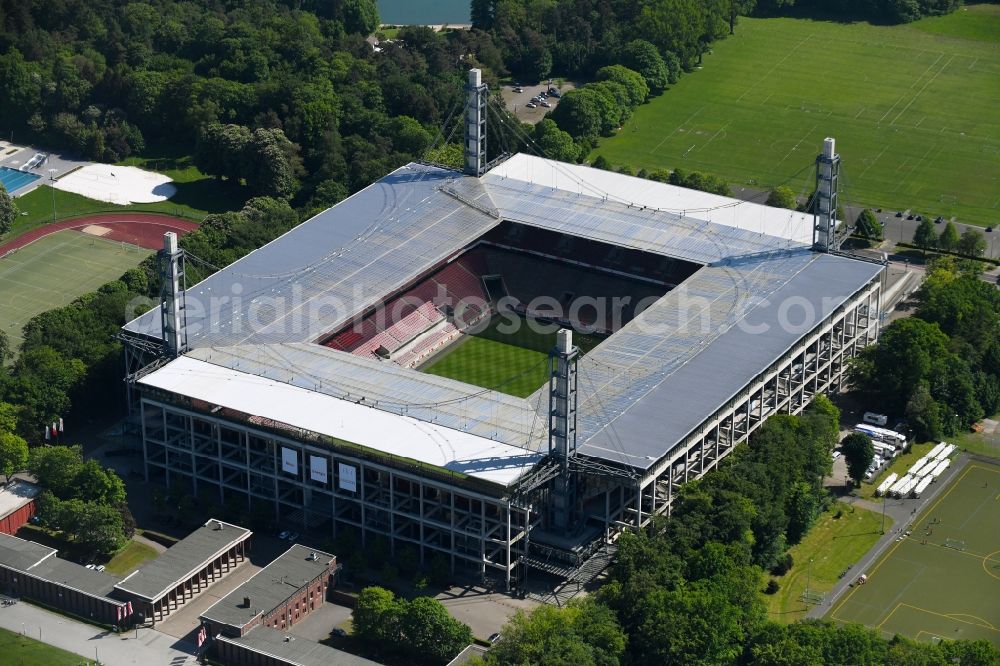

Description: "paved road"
805 454 971 620
0 599 198 665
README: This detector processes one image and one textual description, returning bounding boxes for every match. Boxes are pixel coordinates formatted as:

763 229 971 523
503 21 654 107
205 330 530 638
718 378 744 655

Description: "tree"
0 330 10 366
400 596 472 664
905 382 944 441
841 433 874 485
596 65 650 107
75 459 127 505
246 128 302 199
487 599 625 666
766 186 796 210
551 88 604 139
340 0 380 35
29 445 84 496
938 221 960 252
855 209 883 240
728 0 758 34
0 183 18 235
957 229 987 257
912 218 937 252
619 40 670 94
471 0 498 29
353 586 401 644
533 119 580 163
0 430 28 485
591 155 612 171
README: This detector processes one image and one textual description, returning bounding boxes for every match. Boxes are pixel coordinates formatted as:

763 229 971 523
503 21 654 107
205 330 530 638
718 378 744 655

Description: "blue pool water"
0 166 41 194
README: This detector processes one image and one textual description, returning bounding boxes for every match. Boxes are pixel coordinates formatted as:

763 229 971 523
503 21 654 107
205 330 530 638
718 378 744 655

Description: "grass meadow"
594 4 1000 226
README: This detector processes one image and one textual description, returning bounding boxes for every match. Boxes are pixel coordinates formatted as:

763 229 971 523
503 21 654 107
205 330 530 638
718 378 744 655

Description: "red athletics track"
0 213 199 254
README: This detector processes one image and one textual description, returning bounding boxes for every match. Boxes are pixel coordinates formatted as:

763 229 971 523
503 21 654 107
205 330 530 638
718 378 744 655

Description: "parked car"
489 633 502 644
540 101 552 108
286 532 300 542
95 565 106 572
548 87 561 97
526 102 537 108
278 530 291 540
513 86 523 93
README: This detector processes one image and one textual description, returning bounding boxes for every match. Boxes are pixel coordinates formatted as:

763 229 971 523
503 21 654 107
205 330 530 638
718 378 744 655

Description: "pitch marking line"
734 34 813 104
877 52 944 125
650 105 706 153
891 55 955 126
831 463 982 622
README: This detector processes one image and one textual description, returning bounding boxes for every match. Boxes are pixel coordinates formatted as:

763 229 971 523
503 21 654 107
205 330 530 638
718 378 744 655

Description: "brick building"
0 480 40 535
201 544 337 638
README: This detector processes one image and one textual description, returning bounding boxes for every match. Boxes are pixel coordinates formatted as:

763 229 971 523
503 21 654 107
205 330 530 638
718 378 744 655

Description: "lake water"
377 0 470 25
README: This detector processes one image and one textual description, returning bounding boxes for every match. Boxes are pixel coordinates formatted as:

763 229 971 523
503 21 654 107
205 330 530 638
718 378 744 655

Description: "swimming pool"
0 166 41 194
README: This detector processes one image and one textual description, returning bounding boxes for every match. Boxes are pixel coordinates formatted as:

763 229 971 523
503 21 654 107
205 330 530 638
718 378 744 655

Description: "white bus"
854 424 908 449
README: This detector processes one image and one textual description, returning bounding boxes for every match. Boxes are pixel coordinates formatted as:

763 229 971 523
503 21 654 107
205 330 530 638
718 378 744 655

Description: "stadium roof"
138 355 544 486
488 154 817 245
114 519 250 601
202 545 334 631
127 153 882 478
216 627 380 666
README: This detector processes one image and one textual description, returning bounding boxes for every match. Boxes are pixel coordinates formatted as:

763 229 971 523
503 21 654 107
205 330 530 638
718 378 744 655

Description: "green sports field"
594 5 1000 226
421 316 603 397
828 462 1000 645
0 230 150 350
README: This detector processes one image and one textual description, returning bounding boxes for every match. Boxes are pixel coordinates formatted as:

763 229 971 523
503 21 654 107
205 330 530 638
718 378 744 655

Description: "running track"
0 213 199 255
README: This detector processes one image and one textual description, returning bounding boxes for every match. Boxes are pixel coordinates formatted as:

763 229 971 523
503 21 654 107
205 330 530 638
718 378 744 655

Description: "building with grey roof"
113 518 251 624
215 626 380 666
202 544 336 637
123 71 883 589
0 532 126 624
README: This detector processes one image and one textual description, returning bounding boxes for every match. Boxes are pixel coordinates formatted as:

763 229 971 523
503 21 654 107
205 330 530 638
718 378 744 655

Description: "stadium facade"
122 71 884 590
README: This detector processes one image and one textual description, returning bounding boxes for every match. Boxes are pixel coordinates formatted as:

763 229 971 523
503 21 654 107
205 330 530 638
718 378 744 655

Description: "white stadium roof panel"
488 153 817 245
138 356 543 486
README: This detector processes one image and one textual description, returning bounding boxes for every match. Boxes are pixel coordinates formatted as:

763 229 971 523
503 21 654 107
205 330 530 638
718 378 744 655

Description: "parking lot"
500 82 575 125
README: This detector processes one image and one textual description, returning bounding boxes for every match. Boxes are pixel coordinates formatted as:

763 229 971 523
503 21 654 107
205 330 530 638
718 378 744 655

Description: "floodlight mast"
160 232 188 358
813 137 840 252
464 68 488 177
549 328 579 532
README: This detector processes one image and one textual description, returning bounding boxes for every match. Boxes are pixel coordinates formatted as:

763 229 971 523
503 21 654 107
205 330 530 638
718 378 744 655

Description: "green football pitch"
421 316 603 397
828 461 1000 645
594 5 1000 226
0 230 150 351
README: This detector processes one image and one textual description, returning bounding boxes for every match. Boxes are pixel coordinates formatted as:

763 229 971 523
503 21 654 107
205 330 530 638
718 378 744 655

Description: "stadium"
122 71 884 591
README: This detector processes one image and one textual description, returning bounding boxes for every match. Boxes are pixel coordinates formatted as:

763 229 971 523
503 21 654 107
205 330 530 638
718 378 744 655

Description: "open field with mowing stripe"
0 230 150 350
594 5 1000 226
828 462 1000 645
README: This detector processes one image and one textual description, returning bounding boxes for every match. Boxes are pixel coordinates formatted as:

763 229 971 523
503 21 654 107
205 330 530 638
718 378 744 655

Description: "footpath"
0 599 197 665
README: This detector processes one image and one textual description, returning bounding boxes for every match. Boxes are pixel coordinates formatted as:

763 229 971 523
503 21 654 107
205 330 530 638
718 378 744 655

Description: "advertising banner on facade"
281 447 298 475
310 455 328 483
338 463 357 492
